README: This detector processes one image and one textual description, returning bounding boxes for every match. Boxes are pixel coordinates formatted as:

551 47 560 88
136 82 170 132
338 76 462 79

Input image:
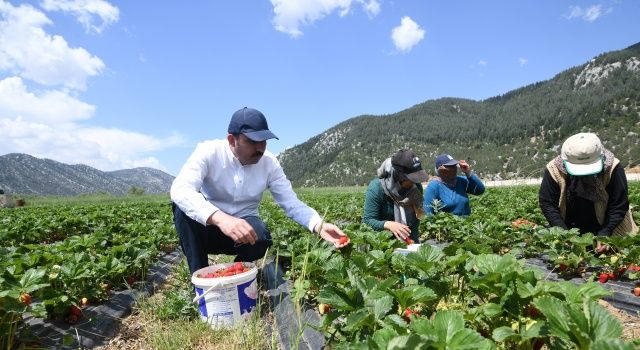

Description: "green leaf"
388 334 434 350
432 310 465 344
585 299 623 341
448 328 494 349
343 309 373 332
591 339 637 350
371 327 399 349
478 302 502 317
317 286 358 311
365 292 393 320
492 326 518 342
533 296 571 339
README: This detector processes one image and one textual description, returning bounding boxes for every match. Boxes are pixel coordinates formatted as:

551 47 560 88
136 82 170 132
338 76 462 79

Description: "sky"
1 1 639 176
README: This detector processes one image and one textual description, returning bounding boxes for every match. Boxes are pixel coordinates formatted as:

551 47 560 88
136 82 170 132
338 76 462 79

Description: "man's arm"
170 142 219 225
267 160 348 247
538 169 567 229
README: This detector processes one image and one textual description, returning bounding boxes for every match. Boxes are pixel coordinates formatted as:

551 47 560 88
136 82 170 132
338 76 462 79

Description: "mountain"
0 153 174 196
279 42 640 187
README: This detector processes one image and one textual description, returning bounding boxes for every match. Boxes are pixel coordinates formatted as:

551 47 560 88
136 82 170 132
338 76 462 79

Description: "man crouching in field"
170 107 348 274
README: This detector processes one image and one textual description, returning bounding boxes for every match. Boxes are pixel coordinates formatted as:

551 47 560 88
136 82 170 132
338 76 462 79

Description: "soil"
599 299 640 340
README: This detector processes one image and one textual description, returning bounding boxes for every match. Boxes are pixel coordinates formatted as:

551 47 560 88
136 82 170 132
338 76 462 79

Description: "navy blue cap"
435 154 459 168
228 107 279 141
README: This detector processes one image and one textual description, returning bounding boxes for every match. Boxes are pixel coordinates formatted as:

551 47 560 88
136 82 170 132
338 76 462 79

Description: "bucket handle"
192 279 227 304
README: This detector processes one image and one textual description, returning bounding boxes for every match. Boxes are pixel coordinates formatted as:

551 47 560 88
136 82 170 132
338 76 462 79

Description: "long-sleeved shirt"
170 139 322 232
423 174 485 216
362 179 421 241
538 165 629 236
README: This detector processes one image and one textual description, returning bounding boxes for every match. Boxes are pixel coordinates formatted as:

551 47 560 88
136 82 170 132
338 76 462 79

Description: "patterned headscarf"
377 158 425 225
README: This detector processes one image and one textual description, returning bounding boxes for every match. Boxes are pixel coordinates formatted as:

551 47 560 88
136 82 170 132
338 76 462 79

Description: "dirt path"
483 172 640 188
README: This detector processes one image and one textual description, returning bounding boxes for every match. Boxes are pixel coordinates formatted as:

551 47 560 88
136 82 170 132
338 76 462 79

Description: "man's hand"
384 221 411 242
316 222 349 248
459 159 472 176
208 211 257 245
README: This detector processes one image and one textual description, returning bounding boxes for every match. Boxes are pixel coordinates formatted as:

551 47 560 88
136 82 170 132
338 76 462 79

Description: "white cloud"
40 0 119 34
391 16 424 53
0 1 183 171
566 5 608 22
478 60 487 66
0 77 94 123
270 0 381 38
0 84 185 171
519 57 528 67
362 0 380 18
0 1 105 90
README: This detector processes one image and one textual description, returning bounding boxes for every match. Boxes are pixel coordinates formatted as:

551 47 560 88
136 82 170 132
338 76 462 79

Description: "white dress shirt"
170 139 322 232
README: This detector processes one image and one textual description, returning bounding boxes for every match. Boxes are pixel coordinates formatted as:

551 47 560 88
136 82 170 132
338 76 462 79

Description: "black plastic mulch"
19 250 183 349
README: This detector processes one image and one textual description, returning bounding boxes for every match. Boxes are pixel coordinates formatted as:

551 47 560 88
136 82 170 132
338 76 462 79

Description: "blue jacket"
423 174 485 216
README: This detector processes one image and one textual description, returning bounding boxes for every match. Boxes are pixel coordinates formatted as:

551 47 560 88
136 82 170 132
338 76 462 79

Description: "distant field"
21 193 170 206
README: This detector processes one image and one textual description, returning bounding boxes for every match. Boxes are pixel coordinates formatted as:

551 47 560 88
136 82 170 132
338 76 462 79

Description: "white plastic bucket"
393 243 422 256
191 262 259 328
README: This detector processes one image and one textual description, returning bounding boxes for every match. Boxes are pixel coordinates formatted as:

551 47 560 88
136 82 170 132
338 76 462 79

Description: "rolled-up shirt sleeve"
267 159 322 232
170 143 219 225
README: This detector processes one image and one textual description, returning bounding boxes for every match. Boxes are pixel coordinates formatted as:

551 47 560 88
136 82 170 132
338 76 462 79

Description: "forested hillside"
280 42 640 187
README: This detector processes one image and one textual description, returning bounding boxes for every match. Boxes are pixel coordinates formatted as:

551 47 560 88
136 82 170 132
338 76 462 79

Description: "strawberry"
338 236 349 245
402 308 419 322
19 293 31 306
404 237 415 245
634 287 640 296
318 303 331 315
69 305 82 317
558 263 568 271
526 304 540 318
67 314 78 324
126 275 137 285
598 273 609 283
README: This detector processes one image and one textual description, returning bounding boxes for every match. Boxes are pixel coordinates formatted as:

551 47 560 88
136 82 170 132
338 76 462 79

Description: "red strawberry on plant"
598 273 609 283
19 293 31 306
126 275 137 285
526 304 540 318
338 236 349 245
558 263 568 271
70 305 82 317
633 287 640 297
67 314 79 324
402 308 419 322
404 237 414 245
318 303 331 315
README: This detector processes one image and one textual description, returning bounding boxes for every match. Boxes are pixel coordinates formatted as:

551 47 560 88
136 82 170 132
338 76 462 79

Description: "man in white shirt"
171 107 348 273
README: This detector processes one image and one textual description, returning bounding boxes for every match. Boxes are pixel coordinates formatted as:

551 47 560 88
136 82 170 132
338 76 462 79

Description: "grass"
115 259 278 350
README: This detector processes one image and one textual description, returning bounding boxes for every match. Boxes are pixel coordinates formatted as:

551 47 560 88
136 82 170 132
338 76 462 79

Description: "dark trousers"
172 203 272 274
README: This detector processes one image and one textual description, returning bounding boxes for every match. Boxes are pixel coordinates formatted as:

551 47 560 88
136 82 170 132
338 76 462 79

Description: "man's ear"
227 134 236 147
